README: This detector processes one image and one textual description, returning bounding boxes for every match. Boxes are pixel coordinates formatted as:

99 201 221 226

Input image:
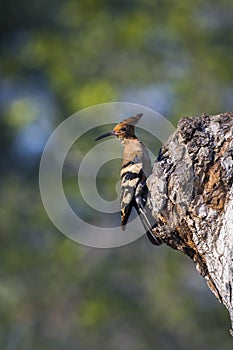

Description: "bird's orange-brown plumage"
95 113 161 245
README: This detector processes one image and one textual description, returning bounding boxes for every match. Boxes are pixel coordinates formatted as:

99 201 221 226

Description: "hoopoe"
95 113 162 245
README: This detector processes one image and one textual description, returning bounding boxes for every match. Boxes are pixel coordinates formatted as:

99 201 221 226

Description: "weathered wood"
147 112 233 334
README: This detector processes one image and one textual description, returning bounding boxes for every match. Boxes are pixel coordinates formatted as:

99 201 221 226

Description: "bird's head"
95 113 143 141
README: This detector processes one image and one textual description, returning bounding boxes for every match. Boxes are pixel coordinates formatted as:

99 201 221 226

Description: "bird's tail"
137 206 162 245
134 182 162 245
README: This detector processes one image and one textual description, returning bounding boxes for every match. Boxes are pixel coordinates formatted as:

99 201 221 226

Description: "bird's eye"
121 127 126 132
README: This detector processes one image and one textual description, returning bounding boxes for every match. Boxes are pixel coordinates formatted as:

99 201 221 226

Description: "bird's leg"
134 181 147 209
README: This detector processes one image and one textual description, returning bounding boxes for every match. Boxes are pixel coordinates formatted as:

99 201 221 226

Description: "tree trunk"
147 112 233 334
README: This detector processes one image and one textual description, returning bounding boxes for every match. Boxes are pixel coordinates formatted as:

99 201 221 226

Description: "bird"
95 113 162 245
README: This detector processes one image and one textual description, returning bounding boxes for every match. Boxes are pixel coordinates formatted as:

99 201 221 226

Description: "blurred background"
0 0 233 349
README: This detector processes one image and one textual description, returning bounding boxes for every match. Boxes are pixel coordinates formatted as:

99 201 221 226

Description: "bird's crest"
121 113 143 126
113 113 142 136
95 113 143 141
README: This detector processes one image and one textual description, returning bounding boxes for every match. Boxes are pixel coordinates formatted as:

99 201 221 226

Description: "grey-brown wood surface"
147 112 233 334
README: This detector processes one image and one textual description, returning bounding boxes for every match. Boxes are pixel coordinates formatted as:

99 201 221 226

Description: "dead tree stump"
147 112 233 334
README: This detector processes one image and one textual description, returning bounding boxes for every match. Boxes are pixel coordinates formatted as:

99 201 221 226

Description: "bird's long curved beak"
95 131 114 141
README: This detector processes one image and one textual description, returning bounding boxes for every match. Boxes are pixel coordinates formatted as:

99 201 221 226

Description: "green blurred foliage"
0 0 233 349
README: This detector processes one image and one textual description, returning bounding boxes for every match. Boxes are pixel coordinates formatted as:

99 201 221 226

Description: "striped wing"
120 162 143 230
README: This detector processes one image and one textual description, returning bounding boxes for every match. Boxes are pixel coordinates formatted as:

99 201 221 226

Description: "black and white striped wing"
120 162 142 230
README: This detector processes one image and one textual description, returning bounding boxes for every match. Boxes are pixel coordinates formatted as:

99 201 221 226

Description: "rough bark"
147 112 233 334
